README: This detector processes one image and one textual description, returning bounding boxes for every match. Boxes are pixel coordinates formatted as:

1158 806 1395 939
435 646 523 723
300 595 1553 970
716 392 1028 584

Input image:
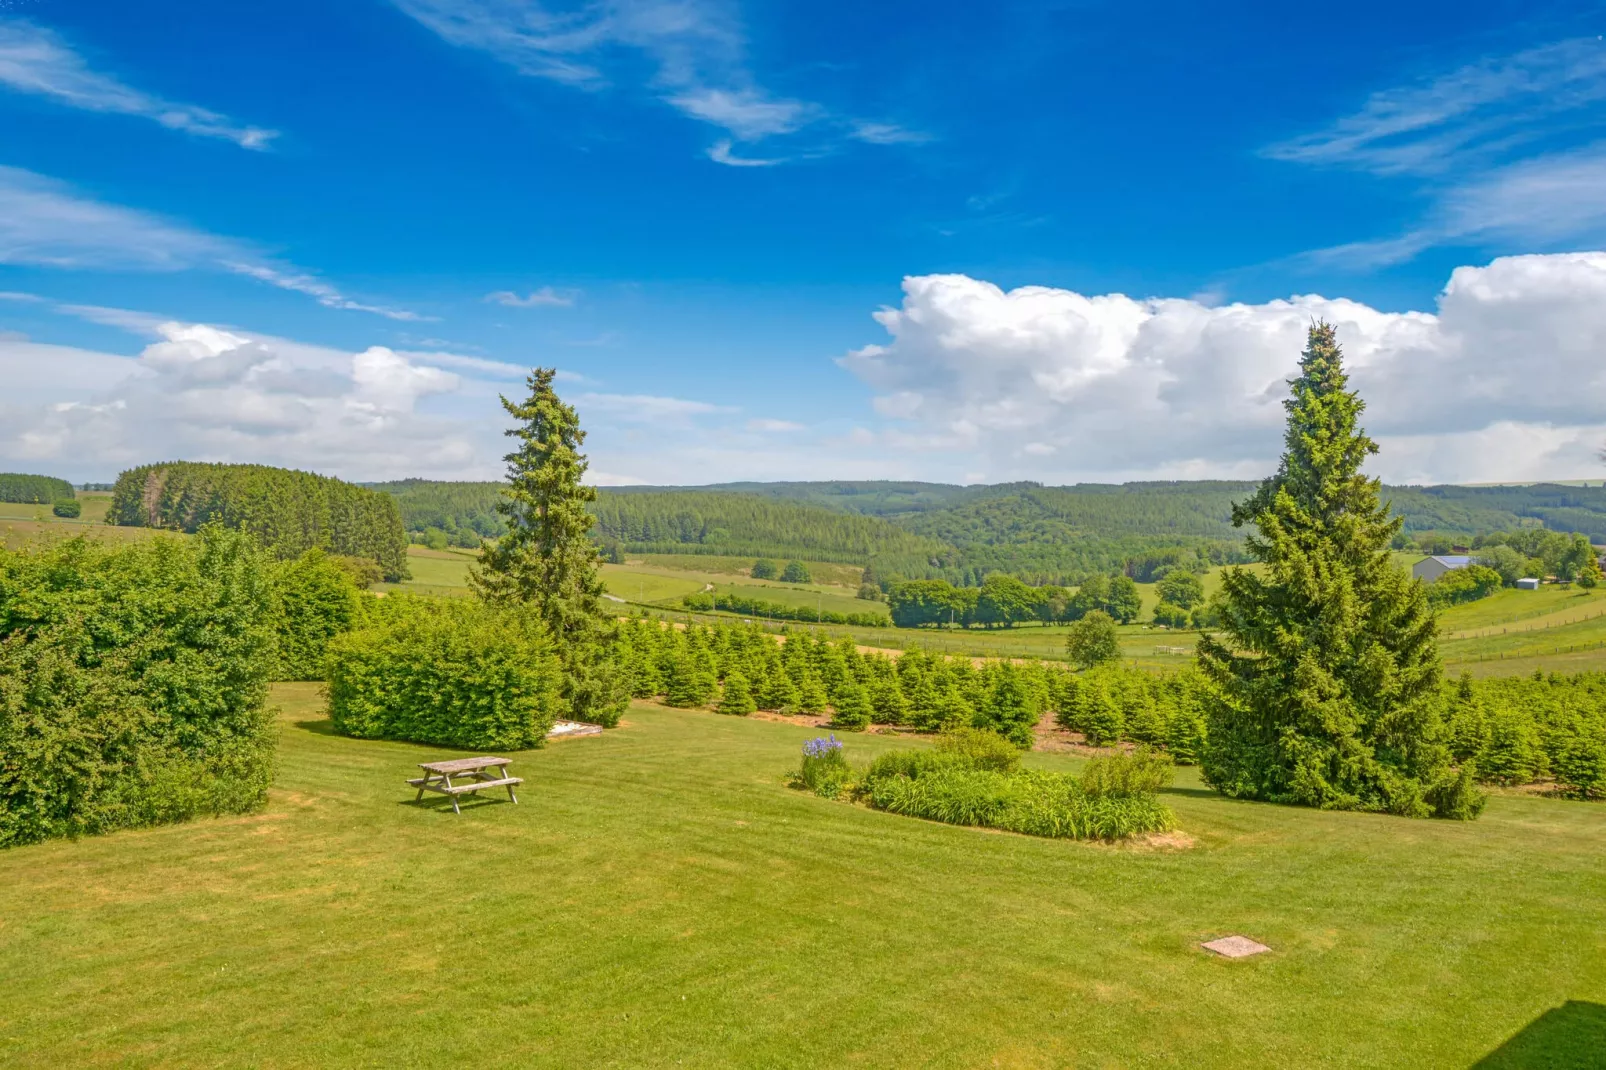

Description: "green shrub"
271 548 366 681
1151 601 1190 628
326 598 560 749
792 734 851 798
935 726 1020 772
861 748 968 786
780 560 812 584
51 498 81 519
750 558 778 579
0 527 278 848
1081 748 1175 798
866 766 1174 841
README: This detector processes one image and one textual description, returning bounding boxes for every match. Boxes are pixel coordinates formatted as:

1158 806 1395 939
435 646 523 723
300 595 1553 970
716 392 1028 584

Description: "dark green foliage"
681 590 887 626
1065 611 1120 670
0 527 278 848
472 369 628 727
271 549 366 681
368 479 509 539
750 558 778 579
780 560 812 583
1152 602 1191 628
1156 569 1204 609
1427 565 1502 607
325 597 560 750
1198 324 1475 819
108 462 408 581
0 473 75 504
51 499 81 519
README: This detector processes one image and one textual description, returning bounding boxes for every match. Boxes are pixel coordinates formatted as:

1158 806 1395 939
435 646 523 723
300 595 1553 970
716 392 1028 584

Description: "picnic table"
408 756 522 814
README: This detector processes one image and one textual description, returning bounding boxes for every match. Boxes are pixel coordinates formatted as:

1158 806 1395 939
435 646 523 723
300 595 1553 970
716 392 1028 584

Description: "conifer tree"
1197 324 1483 818
718 670 756 716
471 368 628 726
829 681 872 730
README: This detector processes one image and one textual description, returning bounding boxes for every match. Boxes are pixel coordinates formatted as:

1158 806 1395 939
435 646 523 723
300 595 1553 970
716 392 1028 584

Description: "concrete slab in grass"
1202 935 1271 958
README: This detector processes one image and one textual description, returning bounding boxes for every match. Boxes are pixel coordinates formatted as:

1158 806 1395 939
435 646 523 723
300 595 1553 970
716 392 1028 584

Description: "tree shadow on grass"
295 719 337 737
1473 1001 1606 1069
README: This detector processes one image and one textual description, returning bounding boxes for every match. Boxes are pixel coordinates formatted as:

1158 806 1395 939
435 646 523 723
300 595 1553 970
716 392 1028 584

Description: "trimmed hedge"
0 473 74 505
52 499 82 518
109 461 409 581
0 527 278 848
271 548 367 681
326 598 560 750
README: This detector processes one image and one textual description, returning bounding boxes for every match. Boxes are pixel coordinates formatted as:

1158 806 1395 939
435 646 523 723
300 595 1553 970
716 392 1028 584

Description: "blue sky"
3 0 1606 485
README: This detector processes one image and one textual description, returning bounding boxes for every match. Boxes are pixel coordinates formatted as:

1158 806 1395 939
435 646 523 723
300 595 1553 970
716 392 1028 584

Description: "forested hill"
376 478 1606 586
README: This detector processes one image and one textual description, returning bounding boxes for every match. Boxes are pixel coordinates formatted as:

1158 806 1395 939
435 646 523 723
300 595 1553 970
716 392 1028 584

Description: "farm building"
1412 555 1471 583
1516 577 1541 590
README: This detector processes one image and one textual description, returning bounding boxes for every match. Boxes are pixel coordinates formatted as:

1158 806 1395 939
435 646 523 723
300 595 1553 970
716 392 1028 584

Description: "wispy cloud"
1265 38 1606 177
746 417 803 432
0 166 423 320
391 0 921 163
576 390 730 424
1268 37 1606 265
707 138 783 167
485 285 577 307
0 19 277 149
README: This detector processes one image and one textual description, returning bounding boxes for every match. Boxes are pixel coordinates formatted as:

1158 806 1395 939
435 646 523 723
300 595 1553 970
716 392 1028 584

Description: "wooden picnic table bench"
408 756 522 813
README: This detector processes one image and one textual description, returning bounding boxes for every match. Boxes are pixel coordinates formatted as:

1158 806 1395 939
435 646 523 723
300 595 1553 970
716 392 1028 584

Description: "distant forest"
375 478 1606 586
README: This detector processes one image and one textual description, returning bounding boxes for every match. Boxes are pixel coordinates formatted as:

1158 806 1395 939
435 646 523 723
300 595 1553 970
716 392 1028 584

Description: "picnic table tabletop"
418 756 513 775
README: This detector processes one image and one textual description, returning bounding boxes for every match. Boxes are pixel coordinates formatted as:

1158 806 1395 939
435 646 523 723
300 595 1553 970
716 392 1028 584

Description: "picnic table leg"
444 774 461 814
415 775 430 803
507 776 518 804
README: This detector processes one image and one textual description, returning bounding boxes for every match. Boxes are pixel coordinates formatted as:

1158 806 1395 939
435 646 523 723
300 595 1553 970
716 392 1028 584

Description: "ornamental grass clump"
858 736 1174 841
793 734 851 798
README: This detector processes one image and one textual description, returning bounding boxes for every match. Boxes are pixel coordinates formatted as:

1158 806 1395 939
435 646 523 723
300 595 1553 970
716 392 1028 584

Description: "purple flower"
803 734 843 758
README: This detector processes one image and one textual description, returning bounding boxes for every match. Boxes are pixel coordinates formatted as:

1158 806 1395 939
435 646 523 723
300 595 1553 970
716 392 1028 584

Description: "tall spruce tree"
471 368 627 726
1196 323 1483 819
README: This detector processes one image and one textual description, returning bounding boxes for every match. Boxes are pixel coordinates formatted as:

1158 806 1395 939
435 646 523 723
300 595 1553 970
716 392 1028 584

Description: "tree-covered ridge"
367 479 507 538
0 473 75 504
589 490 950 572
109 462 410 581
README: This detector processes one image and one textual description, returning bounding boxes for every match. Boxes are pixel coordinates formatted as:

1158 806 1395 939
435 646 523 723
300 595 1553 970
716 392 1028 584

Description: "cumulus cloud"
840 253 1606 484
0 166 422 319
575 391 729 425
746 417 804 432
0 320 477 480
0 19 277 149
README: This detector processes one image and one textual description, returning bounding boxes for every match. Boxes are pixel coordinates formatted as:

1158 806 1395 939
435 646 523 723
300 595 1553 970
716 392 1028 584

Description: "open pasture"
0 683 1600 1067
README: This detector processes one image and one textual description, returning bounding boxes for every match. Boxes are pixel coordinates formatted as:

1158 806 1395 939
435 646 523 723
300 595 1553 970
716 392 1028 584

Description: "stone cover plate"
1201 935 1270 958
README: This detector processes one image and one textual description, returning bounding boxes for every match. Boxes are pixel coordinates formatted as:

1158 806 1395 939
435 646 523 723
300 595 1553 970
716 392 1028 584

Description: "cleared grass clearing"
0 684 1600 1067
1439 587 1606 637
629 552 864 587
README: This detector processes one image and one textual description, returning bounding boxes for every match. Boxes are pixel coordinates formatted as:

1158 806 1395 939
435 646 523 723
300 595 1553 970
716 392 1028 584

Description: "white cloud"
391 0 918 162
485 286 577 307
0 320 481 480
667 87 813 138
1265 38 1606 177
850 121 930 146
0 19 276 149
706 138 784 167
1269 38 1606 263
840 254 1606 484
0 166 422 319
575 391 728 424
746 417 804 432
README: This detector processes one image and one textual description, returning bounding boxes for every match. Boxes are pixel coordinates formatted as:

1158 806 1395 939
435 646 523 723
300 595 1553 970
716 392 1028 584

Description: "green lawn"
1 684 1601 1067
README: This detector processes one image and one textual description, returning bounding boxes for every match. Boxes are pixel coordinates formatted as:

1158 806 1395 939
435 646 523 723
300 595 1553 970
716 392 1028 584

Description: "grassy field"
0 683 1600 1066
